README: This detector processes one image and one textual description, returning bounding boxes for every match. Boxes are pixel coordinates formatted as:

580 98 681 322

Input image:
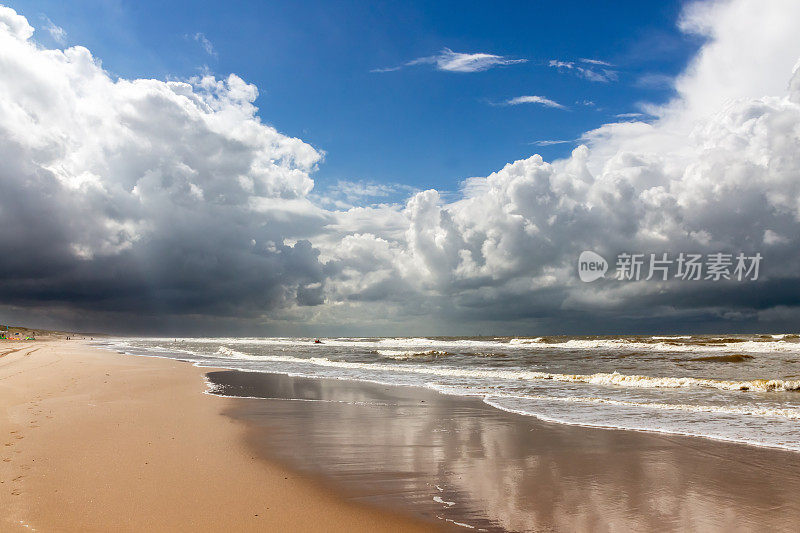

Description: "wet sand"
0 341 438 532
210 370 800 532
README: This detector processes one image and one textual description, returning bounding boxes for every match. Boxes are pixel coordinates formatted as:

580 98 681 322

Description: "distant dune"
0 324 107 340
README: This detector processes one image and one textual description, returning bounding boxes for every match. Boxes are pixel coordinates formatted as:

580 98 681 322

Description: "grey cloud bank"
2 1 800 335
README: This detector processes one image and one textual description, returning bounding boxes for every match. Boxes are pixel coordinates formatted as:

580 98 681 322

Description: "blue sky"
13 0 700 196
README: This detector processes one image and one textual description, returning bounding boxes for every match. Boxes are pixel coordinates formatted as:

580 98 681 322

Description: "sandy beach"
0 341 437 532
4 0 800 530
4 340 800 532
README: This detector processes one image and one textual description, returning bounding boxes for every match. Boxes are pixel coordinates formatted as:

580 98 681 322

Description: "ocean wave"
213 347 800 393
375 349 451 359
129 335 800 355
687 354 755 363
374 349 506 359
216 346 247 357
481 397 800 452
532 338 800 353
508 337 543 345
537 371 799 392
480 392 800 421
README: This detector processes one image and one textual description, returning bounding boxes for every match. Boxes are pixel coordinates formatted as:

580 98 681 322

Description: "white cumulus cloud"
320 0 800 331
0 6 328 332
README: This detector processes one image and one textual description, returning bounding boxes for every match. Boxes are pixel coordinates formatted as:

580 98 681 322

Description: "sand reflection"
210 371 800 532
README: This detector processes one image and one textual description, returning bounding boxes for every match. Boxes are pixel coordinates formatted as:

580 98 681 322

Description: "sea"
102 334 800 452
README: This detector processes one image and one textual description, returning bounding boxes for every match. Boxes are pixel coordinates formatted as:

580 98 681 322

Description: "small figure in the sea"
314 339 322 344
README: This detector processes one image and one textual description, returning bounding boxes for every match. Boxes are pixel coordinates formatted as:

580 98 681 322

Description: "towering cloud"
0 5 329 331
320 0 800 332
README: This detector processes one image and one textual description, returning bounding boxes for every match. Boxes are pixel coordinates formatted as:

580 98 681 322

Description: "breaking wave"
214 347 800 392
481 392 800 420
142 334 800 355
374 349 451 359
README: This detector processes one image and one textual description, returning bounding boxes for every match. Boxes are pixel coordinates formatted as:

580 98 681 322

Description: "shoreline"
5 340 800 531
208 368 800 532
0 341 439 532
115 338 800 454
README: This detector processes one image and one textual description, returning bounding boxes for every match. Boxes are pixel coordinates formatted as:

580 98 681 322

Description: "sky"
2 0 800 335
8 0 700 195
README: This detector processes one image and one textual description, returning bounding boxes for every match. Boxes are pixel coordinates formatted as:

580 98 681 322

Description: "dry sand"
0 341 438 532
